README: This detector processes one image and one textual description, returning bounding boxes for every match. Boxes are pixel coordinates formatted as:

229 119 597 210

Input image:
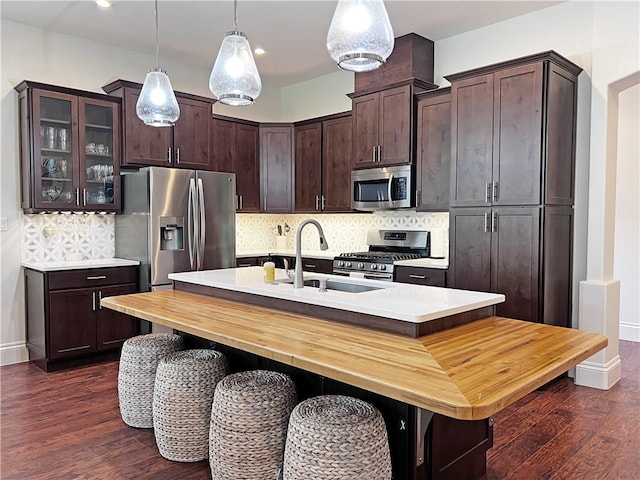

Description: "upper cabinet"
415 87 451 211
102 80 214 170
260 124 294 213
447 52 582 207
293 113 353 213
16 81 122 213
210 116 260 212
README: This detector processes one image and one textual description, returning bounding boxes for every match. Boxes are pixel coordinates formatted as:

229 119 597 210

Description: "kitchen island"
102 267 606 480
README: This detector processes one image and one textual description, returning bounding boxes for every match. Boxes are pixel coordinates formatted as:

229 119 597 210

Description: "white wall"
281 70 353 121
614 83 640 341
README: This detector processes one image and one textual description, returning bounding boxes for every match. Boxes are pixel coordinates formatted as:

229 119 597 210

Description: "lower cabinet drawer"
394 266 446 287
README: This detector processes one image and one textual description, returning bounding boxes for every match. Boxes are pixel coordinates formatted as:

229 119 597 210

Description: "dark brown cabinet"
415 87 451 211
447 52 581 208
25 265 138 371
394 266 446 287
102 80 214 170
211 117 260 212
16 81 122 213
294 113 353 213
260 124 294 213
350 84 415 168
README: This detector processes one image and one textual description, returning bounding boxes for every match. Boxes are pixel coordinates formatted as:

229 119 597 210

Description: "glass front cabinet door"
16 81 121 213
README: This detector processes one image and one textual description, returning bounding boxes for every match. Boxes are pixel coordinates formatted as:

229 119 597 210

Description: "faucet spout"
294 219 329 288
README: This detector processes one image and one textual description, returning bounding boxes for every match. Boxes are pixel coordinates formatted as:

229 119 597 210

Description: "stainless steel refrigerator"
115 166 236 298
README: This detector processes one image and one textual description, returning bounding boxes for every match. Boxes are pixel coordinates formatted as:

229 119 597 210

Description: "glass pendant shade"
326 0 394 72
209 31 262 106
136 69 180 126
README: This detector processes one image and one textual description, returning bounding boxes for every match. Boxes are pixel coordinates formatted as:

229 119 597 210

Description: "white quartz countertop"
169 267 502 324
23 258 140 272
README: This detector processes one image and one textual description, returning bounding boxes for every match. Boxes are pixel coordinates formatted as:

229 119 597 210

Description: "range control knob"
345 262 352 268
371 264 378 270
358 262 365 269
379 264 386 271
337 261 344 268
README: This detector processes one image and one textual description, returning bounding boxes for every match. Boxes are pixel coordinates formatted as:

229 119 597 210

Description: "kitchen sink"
279 278 384 293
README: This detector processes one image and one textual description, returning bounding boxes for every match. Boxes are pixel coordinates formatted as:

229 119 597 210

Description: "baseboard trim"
619 322 640 342
0 342 29 366
575 354 622 390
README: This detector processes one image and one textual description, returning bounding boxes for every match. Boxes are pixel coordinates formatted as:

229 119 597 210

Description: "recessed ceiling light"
254 48 266 56
96 0 112 8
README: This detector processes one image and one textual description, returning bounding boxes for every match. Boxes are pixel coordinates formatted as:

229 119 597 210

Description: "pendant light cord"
233 0 238 31
154 0 160 69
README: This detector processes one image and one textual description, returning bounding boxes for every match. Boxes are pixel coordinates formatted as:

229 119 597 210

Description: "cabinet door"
260 126 293 213
48 288 96 359
379 85 411 165
31 90 79 211
96 283 137 351
416 90 451 211
449 208 492 293
493 63 543 206
173 97 212 170
322 115 353 212
294 122 322 212
210 118 237 173
122 88 172 167
491 207 540 322
450 74 494 207
236 123 260 212
352 92 379 168
78 97 121 211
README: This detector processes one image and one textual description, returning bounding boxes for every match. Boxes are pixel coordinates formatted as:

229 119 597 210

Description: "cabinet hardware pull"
58 345 91 353
304 264 316 268
492 212 497 232
239 195 243 210
485 182 491 203
168 147 172 163
82 188 87 207
315 195 320 210
98 291 102 309
87 275 107 280
176 148 180 164
235 195 239 210
75 188 80 206
484 212 489 233
493 182 499 201
409 274 427 279
372 146 376 163
377 145 382 162
238 263 252 267
321 195 326 210
92 291 96 311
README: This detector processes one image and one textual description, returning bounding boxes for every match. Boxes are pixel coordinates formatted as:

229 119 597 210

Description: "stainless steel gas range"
332 230 431 281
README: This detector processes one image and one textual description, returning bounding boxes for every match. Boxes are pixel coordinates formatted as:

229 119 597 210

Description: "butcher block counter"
101 289 607 421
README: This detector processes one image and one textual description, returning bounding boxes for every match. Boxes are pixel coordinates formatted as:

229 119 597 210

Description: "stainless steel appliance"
351 165 413 211
115 167 236 295
333 230 430 281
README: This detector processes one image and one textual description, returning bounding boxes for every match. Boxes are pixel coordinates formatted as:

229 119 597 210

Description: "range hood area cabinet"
210 116 260 212
447 51 581 327
294 112 353 213
260 124 294 213
15 81 122 213
102 80 214 170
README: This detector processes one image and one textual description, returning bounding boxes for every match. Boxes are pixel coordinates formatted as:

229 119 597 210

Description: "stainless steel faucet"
293 219 329 288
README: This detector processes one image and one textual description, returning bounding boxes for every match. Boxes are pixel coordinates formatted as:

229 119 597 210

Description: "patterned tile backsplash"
21 211 449 263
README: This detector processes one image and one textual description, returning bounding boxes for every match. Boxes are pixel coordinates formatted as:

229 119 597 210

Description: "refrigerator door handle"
197 177 206 270
188 178 198 270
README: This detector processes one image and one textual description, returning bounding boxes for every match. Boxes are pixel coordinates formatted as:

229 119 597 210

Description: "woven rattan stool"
209 370 297 480
153 349 227 462
283 395 392 480
117 333 185 428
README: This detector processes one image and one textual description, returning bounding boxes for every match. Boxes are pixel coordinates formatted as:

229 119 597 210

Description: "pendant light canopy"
209 0 262 106
326 0 394 72
136 0 180 126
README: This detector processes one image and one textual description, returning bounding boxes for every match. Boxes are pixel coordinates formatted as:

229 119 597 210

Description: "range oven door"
351 165 413 211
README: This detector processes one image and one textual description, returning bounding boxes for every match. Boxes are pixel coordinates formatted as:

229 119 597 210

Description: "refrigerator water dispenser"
160 217 184 251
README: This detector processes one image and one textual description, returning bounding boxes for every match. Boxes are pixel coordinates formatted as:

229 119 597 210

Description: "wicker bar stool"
209 370 297 480
153 349 227 462
283 395 392 480
117 333 185 428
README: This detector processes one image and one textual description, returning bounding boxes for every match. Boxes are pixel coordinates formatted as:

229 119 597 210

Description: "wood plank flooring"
1 341 637 479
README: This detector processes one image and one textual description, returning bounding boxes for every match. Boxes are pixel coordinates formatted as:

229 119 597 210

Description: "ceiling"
0 0 563 87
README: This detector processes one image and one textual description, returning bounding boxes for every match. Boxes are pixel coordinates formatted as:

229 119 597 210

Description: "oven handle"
332 269 393 281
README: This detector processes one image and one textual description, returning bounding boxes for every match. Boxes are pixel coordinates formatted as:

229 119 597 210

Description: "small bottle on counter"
263 261 275 283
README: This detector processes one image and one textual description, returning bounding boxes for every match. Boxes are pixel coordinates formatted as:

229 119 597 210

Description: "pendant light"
136 0 180 126
209 0 262 106
326 0 394 72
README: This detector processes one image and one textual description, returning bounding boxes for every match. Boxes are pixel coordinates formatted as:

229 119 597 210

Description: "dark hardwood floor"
1 341 637 479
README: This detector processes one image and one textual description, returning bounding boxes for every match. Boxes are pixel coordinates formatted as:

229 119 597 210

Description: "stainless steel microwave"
351 165 413 211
